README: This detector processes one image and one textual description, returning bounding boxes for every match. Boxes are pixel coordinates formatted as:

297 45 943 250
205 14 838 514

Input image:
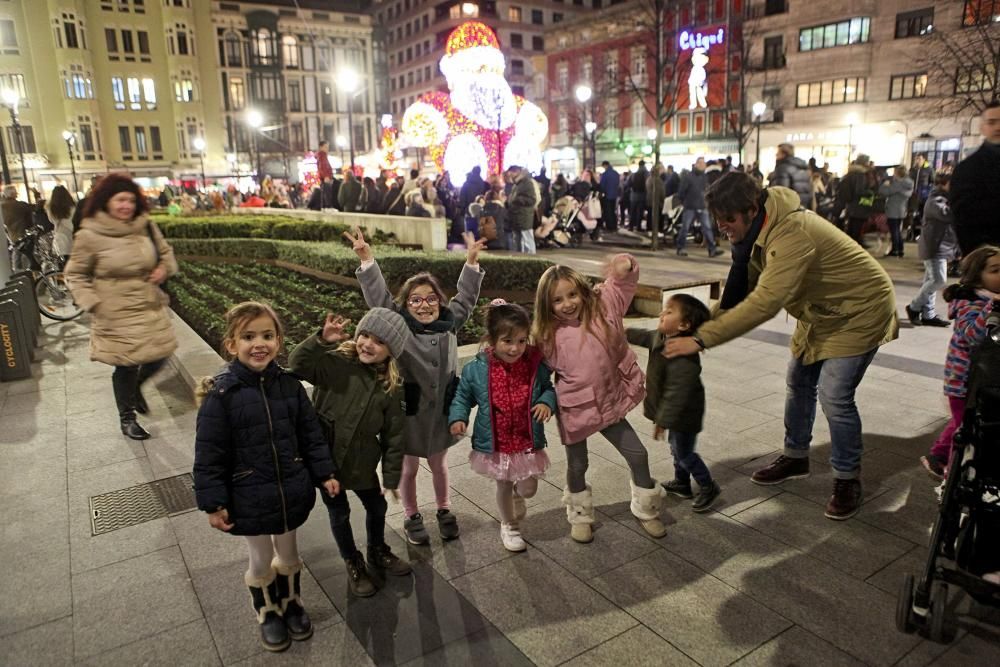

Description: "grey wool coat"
357 260 484 458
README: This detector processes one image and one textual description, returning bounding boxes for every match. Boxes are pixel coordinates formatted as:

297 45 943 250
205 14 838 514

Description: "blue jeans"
887 218 904 255
678 208 717 253
783 349 878 479
909 259 947 319
668 431 712 486
518 229 536 254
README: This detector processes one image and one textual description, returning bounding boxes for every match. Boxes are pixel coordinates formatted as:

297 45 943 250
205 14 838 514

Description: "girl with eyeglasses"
345 228 486 545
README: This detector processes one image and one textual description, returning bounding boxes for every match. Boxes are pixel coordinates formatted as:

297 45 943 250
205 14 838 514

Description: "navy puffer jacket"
193 360 335 536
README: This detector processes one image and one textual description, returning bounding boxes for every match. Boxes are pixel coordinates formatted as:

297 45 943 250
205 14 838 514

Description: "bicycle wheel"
35 271 83 321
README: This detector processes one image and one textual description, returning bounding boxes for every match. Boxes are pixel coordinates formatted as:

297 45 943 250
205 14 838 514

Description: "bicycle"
12 226 83 321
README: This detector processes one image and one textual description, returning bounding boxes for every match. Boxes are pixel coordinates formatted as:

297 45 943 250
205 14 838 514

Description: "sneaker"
676 249 688 257
709 248 725 258
692 481 722 513
367 544 412 576
750 455 810 486
904 304 922 326
345 552 377 597
922 316 950 327
825 478 863 520
500 523 527 552
403 513 430 545
661 479 694 499
920 455 946 481
436 509 460 540
512 494 527 522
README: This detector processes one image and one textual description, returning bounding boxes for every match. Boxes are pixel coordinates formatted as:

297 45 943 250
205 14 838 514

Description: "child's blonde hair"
532 265 610 356
334 339 403 391
195 301 286 404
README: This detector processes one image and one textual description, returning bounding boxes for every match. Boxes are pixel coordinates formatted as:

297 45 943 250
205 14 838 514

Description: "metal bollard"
1 280 38 355
0 298 32 381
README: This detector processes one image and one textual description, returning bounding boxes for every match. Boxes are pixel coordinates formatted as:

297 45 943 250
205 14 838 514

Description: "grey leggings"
566 419 653 493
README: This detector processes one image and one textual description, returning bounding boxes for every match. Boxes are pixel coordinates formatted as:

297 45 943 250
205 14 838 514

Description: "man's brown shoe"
750 455 810 486
825 479 862 520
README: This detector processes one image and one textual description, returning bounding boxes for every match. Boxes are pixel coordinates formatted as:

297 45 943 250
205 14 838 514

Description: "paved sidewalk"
3 270 999 666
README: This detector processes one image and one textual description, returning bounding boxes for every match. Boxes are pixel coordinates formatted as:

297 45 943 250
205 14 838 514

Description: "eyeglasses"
406 295 440 307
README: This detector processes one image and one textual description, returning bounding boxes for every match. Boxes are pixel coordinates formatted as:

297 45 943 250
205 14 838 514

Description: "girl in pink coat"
533 254 666 543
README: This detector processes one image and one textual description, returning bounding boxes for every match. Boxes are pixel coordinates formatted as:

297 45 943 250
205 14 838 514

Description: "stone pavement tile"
693 426 785 472
65 388 120 417
1 551 72 637
71 546 203 660
704 400 776 435
730 625 866 667
3 372 68 396
386 494 519 581
0 447 67 500
865 545 925 596
444 461 562 522
0 388 67 416
730 493 915 580
925 623 1000 666
1 615 74 666
77 619 220 667
226 621 373 667
738 392 789 420
66 431 146 473
519 497 659 580
316 560 487 666
591 550 791 667
561 625 698 667
399 625 534 667
856 483 940 546
451 549 637 667
144 428 197 477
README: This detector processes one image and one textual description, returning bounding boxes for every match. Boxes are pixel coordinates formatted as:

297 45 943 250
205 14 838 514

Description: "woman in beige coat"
66 174 178 440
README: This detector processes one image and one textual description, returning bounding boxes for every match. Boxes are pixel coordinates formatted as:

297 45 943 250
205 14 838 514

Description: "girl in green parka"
448 301 556 553
287 308 412 598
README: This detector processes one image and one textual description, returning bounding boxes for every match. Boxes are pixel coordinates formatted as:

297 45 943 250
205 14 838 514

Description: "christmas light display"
400 21 548 176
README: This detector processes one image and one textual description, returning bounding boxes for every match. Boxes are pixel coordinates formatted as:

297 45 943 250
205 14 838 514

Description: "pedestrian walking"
906 174 957 328
879 166 914 258
676 157 723 257
951 101 1000 255
506 165 540 254
193 302 338 652
599 161 620 233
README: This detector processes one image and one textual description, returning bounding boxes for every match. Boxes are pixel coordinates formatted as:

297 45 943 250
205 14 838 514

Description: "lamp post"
192 137 207 191
246 109 263 185
846 112 858 163
61 130 80 197
335 134 347 166
337 67 360 170
0 118 9 187
2 88 32 203
752 101 767 171
575 85 592 170
585 121 597 166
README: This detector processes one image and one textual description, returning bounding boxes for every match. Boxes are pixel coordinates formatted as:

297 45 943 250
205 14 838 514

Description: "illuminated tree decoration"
400 21 548 176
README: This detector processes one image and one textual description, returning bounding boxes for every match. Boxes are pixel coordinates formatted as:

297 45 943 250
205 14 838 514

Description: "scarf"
400 306 457 335
720 191 769 310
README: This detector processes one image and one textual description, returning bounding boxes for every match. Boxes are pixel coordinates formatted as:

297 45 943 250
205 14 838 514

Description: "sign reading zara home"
678 28 726 51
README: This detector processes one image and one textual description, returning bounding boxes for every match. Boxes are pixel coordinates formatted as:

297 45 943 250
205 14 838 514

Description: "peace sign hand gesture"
342 228 373 263
463 231 487 266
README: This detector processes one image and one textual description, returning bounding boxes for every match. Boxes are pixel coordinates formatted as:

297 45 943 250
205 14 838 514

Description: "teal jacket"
448 346 557 454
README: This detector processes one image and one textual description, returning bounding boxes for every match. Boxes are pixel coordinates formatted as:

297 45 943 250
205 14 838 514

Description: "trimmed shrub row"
155 214 397 244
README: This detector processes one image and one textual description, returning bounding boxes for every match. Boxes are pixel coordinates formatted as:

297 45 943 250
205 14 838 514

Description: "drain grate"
89 473 197 535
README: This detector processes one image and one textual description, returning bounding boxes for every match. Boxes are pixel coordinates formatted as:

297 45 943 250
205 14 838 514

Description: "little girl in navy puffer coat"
193 301 339 654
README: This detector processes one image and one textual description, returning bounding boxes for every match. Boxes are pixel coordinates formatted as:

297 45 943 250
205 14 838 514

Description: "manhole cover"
89 473 197 535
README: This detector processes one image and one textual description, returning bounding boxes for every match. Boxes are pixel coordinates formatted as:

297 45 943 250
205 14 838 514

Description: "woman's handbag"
585 195 602 220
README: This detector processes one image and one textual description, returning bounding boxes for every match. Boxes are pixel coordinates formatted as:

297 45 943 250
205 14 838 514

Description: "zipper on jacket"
260 377 289 533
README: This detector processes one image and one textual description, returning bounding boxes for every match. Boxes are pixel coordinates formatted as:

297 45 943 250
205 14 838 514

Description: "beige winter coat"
65 212 179 366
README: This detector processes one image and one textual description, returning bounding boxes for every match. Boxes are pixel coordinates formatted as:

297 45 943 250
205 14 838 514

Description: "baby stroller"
550 193 601 248
653 197 702 248
897 310 1000 642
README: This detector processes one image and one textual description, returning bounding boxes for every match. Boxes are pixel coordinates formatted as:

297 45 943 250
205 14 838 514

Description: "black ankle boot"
246 571 290 652
120 418 151 440
134 388 149 415
272 559 313 640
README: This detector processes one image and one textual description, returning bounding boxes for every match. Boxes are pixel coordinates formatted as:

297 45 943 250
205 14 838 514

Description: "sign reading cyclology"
0 302 31 381
676 24 728 111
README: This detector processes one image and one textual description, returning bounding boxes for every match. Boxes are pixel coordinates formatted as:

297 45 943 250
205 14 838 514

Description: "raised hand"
321 313 350 344
463 231 487 265
531 403 552 423
342 228 373 262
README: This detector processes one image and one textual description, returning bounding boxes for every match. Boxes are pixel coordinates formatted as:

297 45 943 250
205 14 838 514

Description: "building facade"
743 0 1000 177
0 0 376 196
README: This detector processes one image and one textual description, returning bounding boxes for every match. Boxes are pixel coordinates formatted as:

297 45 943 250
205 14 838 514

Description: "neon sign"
679 28 725 51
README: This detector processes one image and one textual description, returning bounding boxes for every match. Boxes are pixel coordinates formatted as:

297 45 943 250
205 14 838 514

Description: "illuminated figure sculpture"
400 21 548 176
688 48 709 110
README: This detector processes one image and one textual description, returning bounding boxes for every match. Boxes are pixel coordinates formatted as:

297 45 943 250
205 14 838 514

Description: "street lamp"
575 85 592 169
246 109 263 185
192 137 207 191
846 112 859 162
585 121 597 166
335 134 347 165
337 67 360 170
61 130 80 198
752 101 767 170
1 88 32 203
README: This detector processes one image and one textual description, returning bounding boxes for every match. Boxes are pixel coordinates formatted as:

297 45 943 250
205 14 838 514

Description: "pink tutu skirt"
468 450 550 482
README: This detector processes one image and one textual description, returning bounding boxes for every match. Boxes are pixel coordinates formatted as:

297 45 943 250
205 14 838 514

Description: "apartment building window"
224 32 243 66
509 6 522 22
424 65 431 80
509 33 522 49
0 74 28 105
511 59 525 75
762 87 781 113
532 36 544 51
112 77 126 109
558 114 568 134
764 0 787 15
229 77 245 109
150 126 162 155
889 73 928 99
963 0 1000 26
282 36 299 68
135 126 148 159
556 62 568 91
253 28 276 65
6 126 36 153
288 80 301 111
631 102 644 130
174 79 195 102
135 0 146 14
581 57 592 83
122 30 134 54
956 64 997 93
553 13 564 23
605 51 619 86
532 9 544 25
176 24 192 55
631 47 646 83
799 18 870 52
796 77 866 107
423 15 429 29
61 13 84 49
64 72 95 99
0 19 18 55
763 36 785 69
119 126 132 155
895 8 934 38
106 29 118 55
138 31 150 60
78 123 98 159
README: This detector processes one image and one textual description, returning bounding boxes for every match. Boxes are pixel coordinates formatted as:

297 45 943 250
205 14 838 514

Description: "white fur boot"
630 480 667 538
562 485 595 543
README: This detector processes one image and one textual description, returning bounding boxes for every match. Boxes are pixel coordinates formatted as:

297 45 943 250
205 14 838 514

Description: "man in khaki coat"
667 172 898 521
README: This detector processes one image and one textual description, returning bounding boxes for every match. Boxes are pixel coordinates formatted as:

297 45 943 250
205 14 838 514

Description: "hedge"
155 214 397 244
167 238 554 293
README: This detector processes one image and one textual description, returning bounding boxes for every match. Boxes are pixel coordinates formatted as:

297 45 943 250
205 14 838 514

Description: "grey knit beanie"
356 307 410 358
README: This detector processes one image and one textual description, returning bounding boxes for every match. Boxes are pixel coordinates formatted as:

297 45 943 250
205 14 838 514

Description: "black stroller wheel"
896 574 917 634
569 234 582 248
928 582 951 643
694 230 704 245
